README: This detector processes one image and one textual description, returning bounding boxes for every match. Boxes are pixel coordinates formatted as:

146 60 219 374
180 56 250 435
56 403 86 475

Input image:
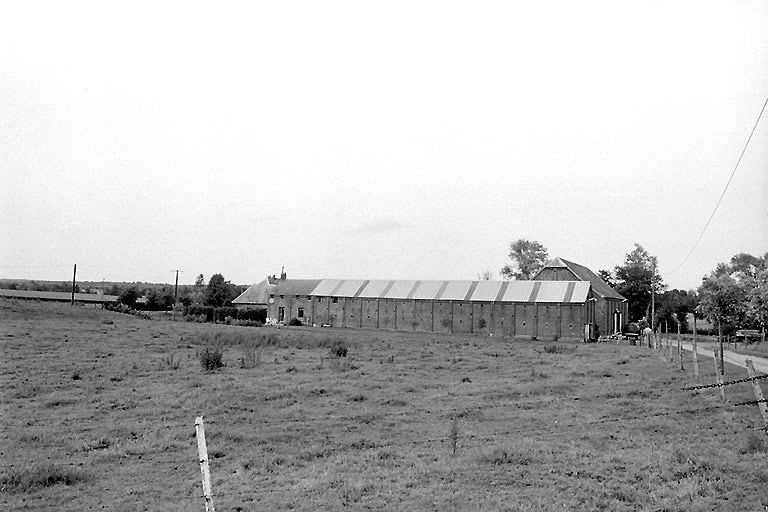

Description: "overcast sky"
1 1 766 290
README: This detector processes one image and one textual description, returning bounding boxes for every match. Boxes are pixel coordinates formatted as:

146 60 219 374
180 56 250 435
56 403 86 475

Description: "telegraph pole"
173 269 182 302
71 264 77 305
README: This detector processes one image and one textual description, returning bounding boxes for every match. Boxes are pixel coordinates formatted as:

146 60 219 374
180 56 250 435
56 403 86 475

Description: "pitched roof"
537 258 625 300
308 279 589 303
232 278 322 304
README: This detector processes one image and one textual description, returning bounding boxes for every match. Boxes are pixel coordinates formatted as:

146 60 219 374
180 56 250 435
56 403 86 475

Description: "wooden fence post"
692 316 699 379
745 360 768 433
677 323 683 370
713 347 725 402
195 417 215 512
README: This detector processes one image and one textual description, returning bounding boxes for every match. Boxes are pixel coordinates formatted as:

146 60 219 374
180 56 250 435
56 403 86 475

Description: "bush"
329 339 348 358
183 306 266 325
288 317 303 326
199 346 224 371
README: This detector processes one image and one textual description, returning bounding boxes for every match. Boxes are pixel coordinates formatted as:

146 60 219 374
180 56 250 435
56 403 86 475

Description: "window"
297 307 304 318
278 307 285 322
332 297 338 303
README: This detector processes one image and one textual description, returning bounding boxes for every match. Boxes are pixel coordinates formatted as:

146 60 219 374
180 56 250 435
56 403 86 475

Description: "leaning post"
713 347 725 402
745 360 768 433
195 417 215 512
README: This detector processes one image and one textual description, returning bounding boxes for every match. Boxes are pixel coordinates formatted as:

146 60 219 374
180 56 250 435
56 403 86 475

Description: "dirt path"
669 340 768 374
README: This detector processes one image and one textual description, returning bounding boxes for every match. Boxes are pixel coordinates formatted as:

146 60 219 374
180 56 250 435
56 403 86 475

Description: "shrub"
288 317 303 326
199 346 224 371
329 339 348 357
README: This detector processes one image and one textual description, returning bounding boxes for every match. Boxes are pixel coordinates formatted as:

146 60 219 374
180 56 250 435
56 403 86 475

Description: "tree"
205 273 237 308
613 243 664 323
500 239 548 280
746 267 768 336
146 287 175 311
656 289 697 333
477 270 493 281
119 287 139 308
195 274 205 288
597 269 616 288
696 273 745 338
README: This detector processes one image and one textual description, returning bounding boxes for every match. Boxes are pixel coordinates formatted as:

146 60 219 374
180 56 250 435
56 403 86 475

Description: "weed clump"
479 447 536 466
1 464 89 492
240 343 260 369
199 346 224 371
329 340 348 358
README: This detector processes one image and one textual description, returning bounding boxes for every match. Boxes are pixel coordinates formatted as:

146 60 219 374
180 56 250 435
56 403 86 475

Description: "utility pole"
650 260 656 331
172 269 182 302
71 264 77 305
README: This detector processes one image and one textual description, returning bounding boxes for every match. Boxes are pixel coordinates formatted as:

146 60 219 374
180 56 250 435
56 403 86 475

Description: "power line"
668 96 768 275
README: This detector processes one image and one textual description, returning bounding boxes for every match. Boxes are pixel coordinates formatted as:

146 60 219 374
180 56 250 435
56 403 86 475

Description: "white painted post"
677 322 683 370
195 417 215 512
692 316 699 379
745 360 768 433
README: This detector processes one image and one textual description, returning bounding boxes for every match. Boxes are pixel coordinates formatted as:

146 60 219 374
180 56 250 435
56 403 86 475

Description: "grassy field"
2 299 768 511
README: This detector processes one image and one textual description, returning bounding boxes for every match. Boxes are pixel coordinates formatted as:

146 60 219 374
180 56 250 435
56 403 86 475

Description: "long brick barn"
232 258 628 341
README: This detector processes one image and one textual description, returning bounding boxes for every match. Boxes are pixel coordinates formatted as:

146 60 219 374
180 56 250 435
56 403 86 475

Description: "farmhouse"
233 258 626 341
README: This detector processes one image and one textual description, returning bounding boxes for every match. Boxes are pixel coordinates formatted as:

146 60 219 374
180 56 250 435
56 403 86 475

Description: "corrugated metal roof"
382 280 418 299
357 280 392 298
411 280 444 300
439 280 474 300
307 278 589 303
272 279 322 297
470 281 503 301
535 281 571 302
501 280 536 302
570 282 591 302
331 279 367 297
310 279 341 297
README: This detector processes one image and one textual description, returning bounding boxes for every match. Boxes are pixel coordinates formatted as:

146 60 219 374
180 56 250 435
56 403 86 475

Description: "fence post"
666 322 672 361
692 316 699 379
195 417 215 512
677 323 683 370
745 360 768 433
713 347 725 402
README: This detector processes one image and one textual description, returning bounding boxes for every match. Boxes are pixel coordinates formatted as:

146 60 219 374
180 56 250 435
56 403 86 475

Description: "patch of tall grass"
195 330 351 352
1 464 89 491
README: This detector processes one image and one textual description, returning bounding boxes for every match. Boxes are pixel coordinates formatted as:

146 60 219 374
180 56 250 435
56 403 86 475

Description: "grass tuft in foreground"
1 464 90 492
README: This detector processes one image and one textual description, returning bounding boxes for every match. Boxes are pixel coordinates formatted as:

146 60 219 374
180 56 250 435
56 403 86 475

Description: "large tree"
747 267 768 336
613 243 664 323
205 273 237 308
500 239 548 280
696 273 745 337
656 289 697 333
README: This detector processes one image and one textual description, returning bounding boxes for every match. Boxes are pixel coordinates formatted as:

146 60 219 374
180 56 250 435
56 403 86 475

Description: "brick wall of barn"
302 297 586 340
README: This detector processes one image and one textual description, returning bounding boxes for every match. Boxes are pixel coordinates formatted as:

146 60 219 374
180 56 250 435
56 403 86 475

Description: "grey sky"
1 1 766 290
